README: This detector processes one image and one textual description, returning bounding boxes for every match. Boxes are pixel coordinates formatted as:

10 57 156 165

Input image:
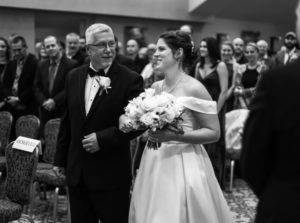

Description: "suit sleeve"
52 62 78 108
34 64 47 105
96 74 144 150
241 72 275 197
53 73 71 168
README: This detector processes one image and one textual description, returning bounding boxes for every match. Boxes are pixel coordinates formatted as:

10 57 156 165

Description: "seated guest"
0 35 38 139
65 32 87 65
34 35 78 133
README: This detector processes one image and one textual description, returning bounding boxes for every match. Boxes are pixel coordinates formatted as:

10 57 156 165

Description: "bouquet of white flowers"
121 88 184 149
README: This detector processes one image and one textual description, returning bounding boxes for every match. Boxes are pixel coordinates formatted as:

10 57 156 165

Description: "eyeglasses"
88 41 116 50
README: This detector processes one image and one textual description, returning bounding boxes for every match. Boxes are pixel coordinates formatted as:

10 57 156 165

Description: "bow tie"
88 68 105 77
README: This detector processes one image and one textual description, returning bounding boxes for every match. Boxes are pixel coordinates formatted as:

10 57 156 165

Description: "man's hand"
53 166 65 177
42 99 56 111
82 133 100 153
6 96 20 107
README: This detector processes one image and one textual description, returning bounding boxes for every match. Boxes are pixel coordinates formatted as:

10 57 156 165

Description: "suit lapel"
79 66 89 118
85 61 118 121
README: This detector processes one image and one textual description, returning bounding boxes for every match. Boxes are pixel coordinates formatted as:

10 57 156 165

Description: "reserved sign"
13 136 42 154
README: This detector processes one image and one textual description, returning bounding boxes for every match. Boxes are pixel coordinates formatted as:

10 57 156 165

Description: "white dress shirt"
84 64 109 115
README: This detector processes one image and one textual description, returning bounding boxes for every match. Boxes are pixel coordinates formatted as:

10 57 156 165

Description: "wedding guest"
34 36 78 134
271 31 300 68
232 37 247 64
0 37 10 82
257 40 272 68
232 42 267 109
65 32 87 65
126 39 148 74
241 1 300 222
194 37 228 188
220 41 237 112
0 36 38 139
0 37 10 110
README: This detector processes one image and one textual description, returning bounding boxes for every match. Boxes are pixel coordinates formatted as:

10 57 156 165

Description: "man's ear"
86 46 91 56
174 48 183 60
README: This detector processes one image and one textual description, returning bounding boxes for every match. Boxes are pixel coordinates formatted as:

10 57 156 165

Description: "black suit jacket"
72 50 88 66
34 55 78 118
54 61 144 190
241 59 300 222
1 53 38 114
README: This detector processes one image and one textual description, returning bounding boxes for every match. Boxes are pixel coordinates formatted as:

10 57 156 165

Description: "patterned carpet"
2 178 258 223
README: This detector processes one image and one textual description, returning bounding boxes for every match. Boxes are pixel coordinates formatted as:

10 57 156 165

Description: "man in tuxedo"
34 35 78 131
271 31 300 69
53 23 144 223
241 1 300 222
0 35 38 139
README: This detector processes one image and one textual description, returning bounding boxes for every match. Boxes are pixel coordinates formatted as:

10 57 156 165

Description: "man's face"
233 39 244 55
11 41 27 61
284 36 297 50
44 37 60 58
86 31 116 69
66 36 80 54
257 41 268 55
126 40 139 56
79 38 86 49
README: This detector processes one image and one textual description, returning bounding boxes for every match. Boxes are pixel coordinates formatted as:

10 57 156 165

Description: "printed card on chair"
13 136 42 154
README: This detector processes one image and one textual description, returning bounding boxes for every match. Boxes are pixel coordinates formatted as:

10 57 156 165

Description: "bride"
122 30 233 223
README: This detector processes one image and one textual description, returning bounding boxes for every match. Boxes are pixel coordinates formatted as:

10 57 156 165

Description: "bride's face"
153 38 176 72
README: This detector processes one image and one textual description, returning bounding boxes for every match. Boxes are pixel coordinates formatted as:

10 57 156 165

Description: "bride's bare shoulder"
183 75 212 100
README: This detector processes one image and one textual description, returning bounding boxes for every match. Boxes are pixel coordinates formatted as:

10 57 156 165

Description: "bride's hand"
148 129 177 143
119 115 134 133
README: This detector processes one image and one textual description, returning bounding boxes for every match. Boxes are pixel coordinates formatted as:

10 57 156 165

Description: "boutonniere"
99 76 112 96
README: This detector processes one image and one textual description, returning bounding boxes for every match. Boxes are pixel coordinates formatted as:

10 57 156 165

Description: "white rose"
141 97 158 111
140 113 155 126
99 76 111 88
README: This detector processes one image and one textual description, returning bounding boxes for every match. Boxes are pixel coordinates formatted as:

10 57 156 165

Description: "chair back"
15 115 40 139
0 111 13 155
43 118 61 164
5 142 39 205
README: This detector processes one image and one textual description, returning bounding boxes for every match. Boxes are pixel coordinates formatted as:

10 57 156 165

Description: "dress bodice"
196 68 220 101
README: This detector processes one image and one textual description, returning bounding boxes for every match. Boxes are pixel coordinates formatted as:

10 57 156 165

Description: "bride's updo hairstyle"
159 30 195 71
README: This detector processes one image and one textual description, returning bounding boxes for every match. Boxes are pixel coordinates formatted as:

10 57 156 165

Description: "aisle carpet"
2 178 257 223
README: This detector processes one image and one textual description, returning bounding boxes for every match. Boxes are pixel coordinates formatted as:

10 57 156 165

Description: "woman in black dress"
233 42 266 108
194 37 228 188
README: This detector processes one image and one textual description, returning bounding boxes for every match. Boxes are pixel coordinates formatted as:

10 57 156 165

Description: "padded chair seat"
0 156 6 171
37 162 53 170
35 169 66 187
0 199 23 222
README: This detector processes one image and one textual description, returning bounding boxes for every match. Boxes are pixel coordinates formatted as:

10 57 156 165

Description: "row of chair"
0 111 70 223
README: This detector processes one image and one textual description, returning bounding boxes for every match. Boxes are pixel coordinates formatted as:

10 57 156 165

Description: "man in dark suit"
271 31 300 69
241 2 300 221
53 23 144 223
0 35 38 138
65 32 88 66
34 35 78 131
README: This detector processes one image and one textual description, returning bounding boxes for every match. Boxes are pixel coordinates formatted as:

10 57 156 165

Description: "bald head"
180 25 193 36
232 38 244 55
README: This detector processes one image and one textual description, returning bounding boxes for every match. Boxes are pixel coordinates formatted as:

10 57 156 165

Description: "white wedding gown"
129 97 233 223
